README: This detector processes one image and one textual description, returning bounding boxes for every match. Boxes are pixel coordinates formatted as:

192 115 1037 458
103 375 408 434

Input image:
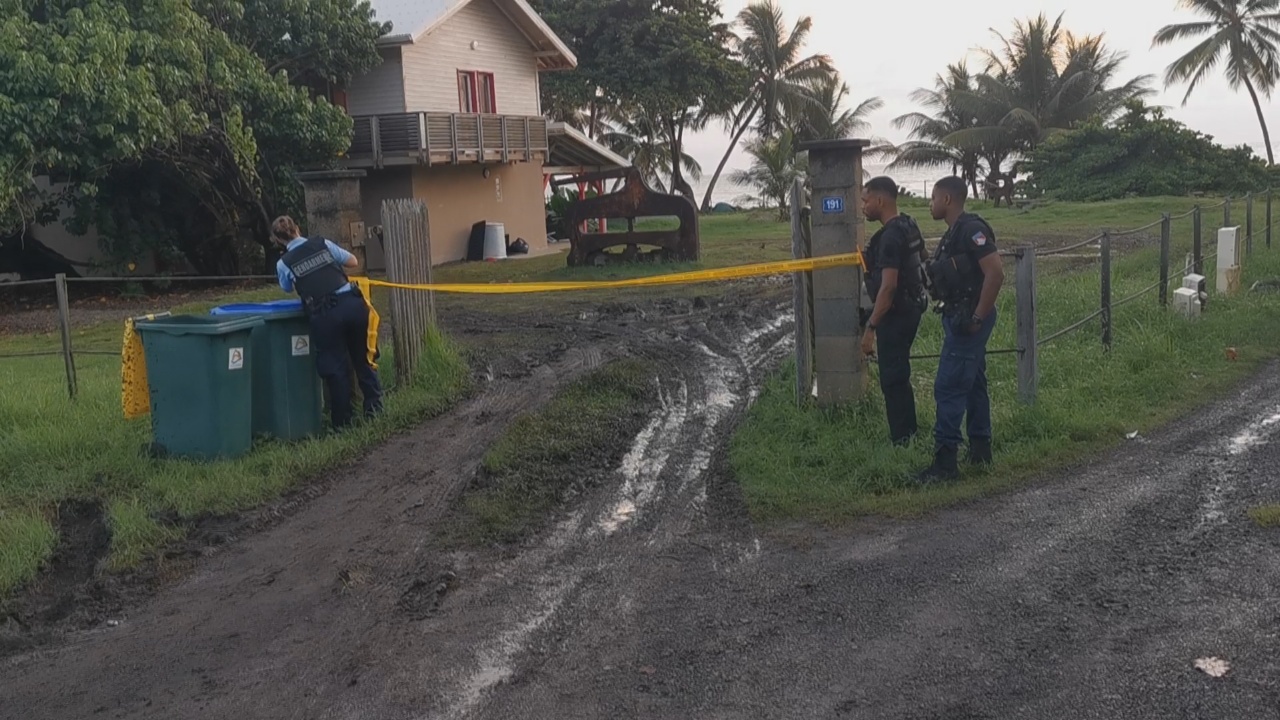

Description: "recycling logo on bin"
228 347 244 370
292 335 311 356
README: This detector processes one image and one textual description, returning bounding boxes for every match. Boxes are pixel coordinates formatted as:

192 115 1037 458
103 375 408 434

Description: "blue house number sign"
821 196 844 214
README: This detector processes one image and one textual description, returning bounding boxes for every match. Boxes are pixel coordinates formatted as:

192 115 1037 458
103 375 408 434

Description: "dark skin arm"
861 269 898 356
968 254 1004 330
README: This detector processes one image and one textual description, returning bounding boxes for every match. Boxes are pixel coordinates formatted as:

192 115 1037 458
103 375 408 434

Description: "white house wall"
346 47 407 116
401 0 541 116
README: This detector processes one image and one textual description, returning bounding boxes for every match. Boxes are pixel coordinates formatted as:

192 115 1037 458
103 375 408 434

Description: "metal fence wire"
1036 190 1277 351
0 273 282 394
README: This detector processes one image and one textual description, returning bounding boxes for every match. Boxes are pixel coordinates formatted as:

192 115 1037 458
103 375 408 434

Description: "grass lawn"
0 192 1269 592
1250 505 1280 528
731 220 1280 521
0 325 470 593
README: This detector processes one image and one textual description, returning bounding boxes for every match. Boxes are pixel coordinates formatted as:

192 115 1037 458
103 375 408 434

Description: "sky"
689 0 1273 204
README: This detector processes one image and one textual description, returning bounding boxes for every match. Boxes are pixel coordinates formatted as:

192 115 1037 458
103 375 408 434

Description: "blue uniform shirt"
276 237 355 294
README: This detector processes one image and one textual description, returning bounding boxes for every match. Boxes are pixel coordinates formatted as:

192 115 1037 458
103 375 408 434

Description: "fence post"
1224 196 1231 228
1193 205 1203 275
1015 247 1038 405
55 273 77 399
1246 192 1254 256
1100 232 1112 351
790 178 813 406
1159 213 1171 307
381 198 434 388
1267 188 1273 250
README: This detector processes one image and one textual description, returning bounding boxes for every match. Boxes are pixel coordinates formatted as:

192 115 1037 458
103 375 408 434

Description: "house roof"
372 0 576 71
545 122 631 175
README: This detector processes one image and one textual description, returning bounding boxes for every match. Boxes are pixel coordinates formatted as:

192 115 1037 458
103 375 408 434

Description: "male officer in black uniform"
273 216 383 430
919 176 1004 482
860 176 928 446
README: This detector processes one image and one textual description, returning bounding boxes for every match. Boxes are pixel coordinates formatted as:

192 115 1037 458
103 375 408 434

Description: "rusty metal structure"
553 168 699 267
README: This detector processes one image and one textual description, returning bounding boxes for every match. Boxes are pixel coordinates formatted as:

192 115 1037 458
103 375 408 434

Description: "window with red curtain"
457 71 497 113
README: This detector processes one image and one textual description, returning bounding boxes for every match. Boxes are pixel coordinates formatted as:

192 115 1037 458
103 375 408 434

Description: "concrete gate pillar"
798 139 870 406
296 170 368 257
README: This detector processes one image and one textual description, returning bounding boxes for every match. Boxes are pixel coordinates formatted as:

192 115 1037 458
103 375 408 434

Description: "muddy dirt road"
5 289 1280 718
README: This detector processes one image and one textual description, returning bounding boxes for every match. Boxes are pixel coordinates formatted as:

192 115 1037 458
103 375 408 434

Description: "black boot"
967 437 993 467
917 446 960 485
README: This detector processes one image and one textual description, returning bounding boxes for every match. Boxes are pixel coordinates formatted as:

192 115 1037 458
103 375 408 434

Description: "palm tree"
789 76 882 144
602 110 702 193
886 63 988 197
947 14 1152 179
1152 0 1280 165
730 128 806 220
699 0 834 212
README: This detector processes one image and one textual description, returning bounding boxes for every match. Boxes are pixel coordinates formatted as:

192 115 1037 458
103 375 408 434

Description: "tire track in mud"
420 309 794 720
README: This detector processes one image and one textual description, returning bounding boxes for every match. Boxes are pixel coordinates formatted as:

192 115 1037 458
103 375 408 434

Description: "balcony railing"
345 112 549 168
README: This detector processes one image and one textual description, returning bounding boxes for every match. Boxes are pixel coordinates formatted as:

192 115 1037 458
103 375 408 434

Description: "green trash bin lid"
135 315 264 335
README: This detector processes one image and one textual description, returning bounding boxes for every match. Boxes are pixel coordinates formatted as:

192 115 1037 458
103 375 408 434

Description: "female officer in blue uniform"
272 216 383 430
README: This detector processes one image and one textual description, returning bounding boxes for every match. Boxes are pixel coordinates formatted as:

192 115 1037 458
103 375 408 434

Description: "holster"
305 292 341 316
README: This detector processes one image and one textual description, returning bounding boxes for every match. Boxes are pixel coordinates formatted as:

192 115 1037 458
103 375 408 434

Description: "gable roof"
371 0 576 70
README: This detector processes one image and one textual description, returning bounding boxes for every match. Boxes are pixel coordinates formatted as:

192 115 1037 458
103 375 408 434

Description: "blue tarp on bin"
210 299 304 315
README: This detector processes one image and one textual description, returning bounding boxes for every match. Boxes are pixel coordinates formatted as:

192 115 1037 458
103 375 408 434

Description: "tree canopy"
1152 0 1280 165
887 13 1151 191
1025 101 1275 201
0 0 386 274
533 0 746 202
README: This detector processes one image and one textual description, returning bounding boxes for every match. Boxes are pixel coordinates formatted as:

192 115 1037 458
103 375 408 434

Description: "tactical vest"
927 214 995 312
865 215 928 311
281 237 349 301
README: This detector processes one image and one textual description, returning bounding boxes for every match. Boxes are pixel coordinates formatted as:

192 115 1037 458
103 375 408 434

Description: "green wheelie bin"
134 315 264 460
210 300 324 441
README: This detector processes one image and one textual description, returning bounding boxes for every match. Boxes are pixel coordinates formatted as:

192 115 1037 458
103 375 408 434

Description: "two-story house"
343 0 629 269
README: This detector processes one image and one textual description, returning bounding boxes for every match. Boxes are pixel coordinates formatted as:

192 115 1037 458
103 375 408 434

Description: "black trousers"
310 292 383 428
876 305 924 445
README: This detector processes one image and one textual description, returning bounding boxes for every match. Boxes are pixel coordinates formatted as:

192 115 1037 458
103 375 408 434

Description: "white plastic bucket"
483 222 507 260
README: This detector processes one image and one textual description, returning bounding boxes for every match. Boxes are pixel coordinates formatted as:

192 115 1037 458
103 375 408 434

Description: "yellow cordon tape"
363 252 863 294
350 276 382 370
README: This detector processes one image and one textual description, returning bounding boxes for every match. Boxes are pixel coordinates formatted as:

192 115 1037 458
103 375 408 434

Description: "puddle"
1228 411 1280 455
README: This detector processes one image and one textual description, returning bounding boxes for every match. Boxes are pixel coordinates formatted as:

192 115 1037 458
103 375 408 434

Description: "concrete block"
816 371 866 407
815 335 858 372
813 298 859 336
1183 273 1205 290
811 267 860 300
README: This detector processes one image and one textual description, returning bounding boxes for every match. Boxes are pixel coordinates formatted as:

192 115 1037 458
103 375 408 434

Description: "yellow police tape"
350 276 381 370
121 318 151 419
363 252 863 294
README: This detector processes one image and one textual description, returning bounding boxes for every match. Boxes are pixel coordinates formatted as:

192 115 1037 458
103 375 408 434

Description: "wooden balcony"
344 112 550 168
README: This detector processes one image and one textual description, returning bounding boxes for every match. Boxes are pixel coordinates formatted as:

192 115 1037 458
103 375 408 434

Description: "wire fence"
0 274 282 394
1033 189 1275 353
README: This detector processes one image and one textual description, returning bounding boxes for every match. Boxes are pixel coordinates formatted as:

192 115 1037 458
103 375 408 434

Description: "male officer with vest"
919 176 1004 482
272 216 383 430
860 176 928 446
